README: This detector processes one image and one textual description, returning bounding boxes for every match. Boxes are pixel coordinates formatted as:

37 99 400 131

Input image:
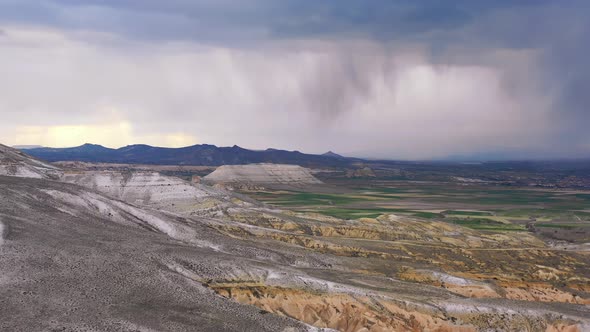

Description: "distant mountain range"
23 143 358 167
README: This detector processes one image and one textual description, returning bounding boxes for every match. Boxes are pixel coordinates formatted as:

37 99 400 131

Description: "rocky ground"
0 145 589 332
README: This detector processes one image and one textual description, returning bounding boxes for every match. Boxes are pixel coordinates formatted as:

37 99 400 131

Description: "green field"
247 182 590 233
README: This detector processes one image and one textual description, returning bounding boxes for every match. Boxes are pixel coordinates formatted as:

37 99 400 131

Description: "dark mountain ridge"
24 143 359 167
322 151 344 158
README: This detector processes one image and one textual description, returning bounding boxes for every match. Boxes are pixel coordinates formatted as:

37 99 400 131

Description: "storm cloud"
0 0 588 159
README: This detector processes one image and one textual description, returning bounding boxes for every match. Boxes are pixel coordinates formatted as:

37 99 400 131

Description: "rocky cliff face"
204 164 323 185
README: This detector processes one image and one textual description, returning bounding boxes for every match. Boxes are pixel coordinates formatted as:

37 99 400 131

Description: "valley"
1 144 589 331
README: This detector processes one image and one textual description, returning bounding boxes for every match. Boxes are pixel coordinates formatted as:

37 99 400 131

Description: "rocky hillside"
0 176 320 332
0 144 62 179
62 170 232 217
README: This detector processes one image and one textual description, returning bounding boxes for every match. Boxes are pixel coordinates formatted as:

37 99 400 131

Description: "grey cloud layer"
0 0 588 159
0 0 564 43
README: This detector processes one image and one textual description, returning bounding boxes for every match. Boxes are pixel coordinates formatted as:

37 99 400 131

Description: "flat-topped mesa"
0 143 62 179
204 163 322 185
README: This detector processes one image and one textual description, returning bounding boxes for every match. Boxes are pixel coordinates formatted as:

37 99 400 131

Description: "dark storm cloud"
0 0 557 43
478 2 590 150
0 0 588 158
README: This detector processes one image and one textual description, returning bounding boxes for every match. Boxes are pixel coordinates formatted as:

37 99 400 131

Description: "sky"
0 0 588 159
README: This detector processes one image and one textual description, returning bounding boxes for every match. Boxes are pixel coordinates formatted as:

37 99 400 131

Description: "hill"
24 143 358 167
322 151 344 158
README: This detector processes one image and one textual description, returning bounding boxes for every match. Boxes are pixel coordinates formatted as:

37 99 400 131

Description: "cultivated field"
245 179 590 242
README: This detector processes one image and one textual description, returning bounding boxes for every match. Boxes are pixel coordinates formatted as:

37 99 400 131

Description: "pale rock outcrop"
204 164 322 185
